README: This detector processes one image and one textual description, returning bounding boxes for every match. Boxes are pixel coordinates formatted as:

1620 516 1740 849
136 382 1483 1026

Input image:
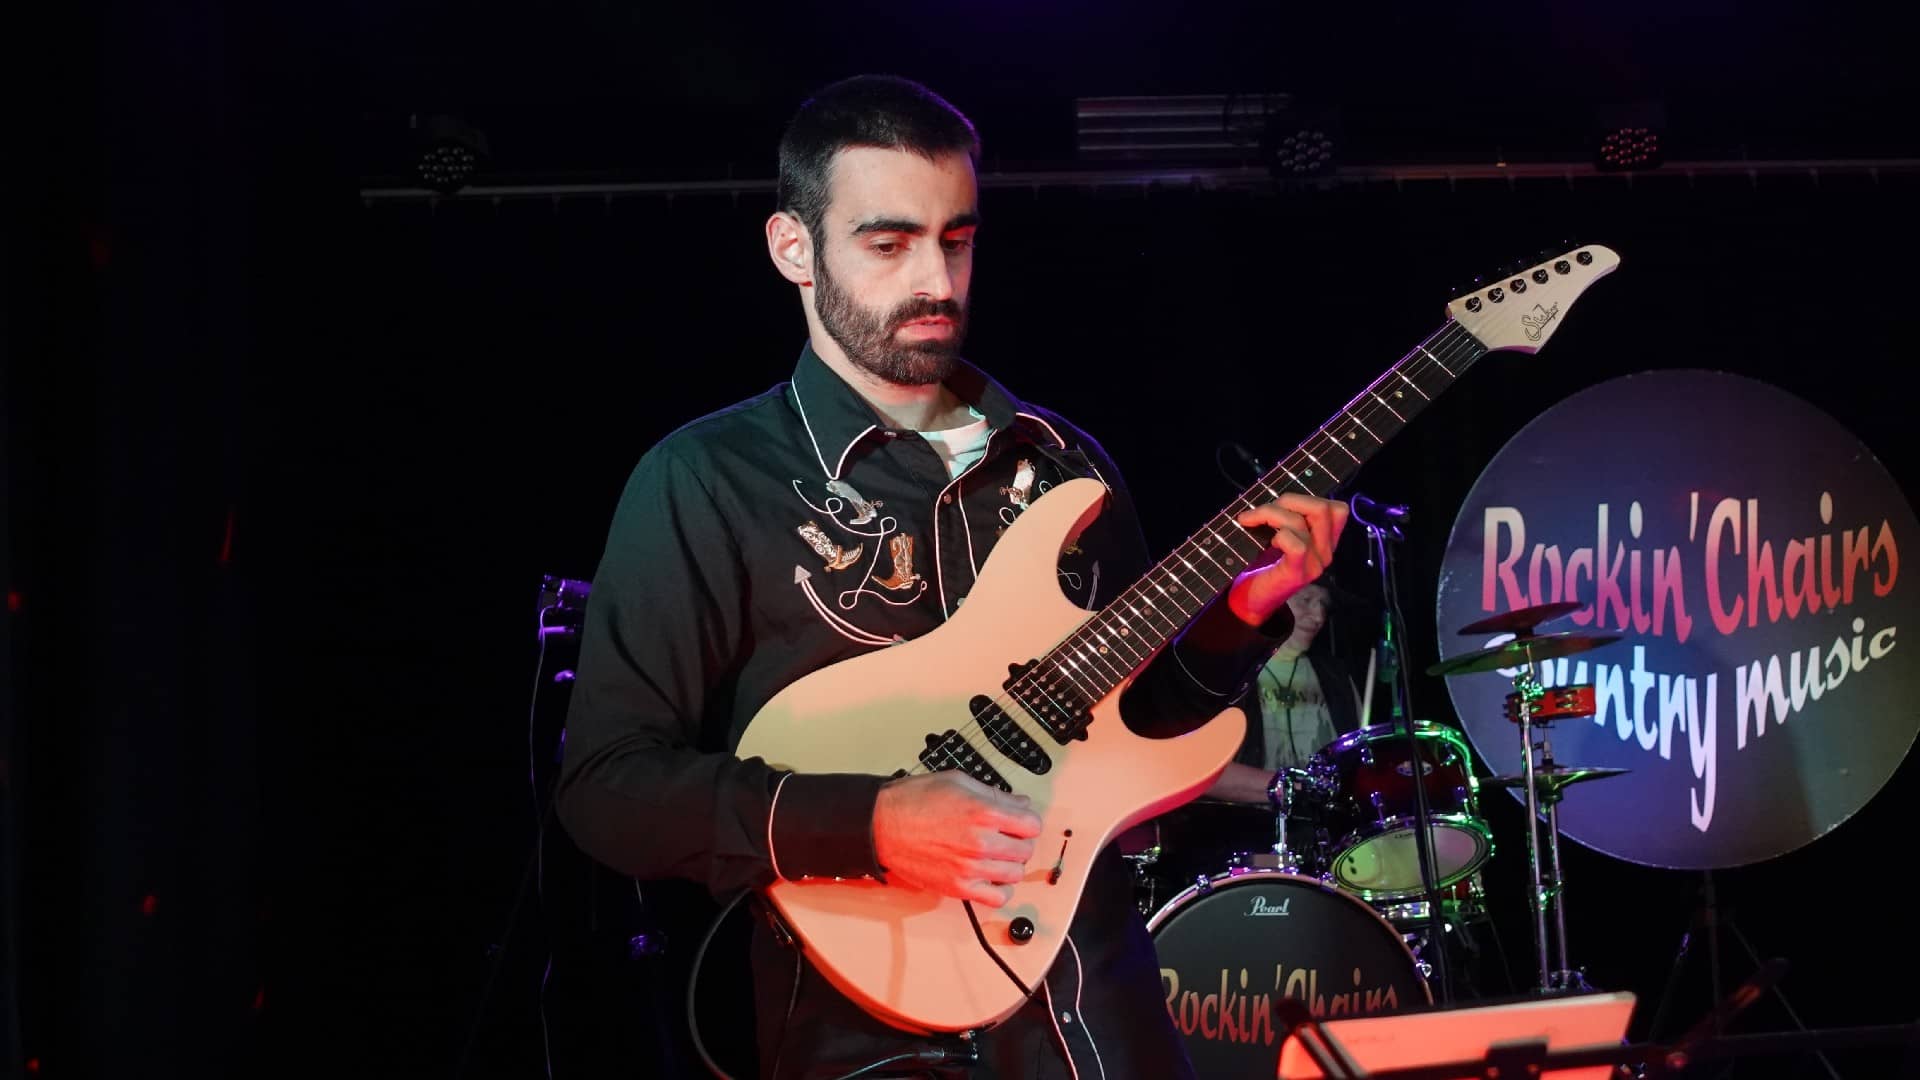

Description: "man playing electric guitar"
558 74 1348 1079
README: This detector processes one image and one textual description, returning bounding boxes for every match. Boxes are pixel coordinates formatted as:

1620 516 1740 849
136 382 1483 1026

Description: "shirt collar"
787 338 1032 480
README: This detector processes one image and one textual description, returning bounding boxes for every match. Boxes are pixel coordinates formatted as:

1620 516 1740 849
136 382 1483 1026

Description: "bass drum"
1146 870 1430 1079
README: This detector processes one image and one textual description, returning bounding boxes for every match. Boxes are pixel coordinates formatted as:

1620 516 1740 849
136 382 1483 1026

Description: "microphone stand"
1355 495 1452 1006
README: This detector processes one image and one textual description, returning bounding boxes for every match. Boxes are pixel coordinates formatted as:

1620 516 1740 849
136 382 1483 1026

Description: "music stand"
1276 991 1636 1080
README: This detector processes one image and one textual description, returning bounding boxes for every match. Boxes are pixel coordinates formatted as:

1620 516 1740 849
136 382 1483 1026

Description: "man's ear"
766 211 813 287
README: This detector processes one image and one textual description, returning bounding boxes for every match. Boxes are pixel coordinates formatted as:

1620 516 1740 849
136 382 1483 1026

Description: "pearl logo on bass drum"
1247 894 1292 917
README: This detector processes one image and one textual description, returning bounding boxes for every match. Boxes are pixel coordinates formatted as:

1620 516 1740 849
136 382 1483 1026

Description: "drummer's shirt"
1258 643 1339 770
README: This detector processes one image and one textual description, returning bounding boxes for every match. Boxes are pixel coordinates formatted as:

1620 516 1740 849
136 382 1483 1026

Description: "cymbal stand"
1509 663 1554 993
1535 736 1591 992
1510 669 1590 993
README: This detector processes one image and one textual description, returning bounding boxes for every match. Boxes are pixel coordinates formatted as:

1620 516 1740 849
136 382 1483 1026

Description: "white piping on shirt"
767 772 795 881
794 568 897 647
1041 980 1083 1080
1065 933 1107 1080
791 383 875 481
931 428 1002 620
1015 410 1070 450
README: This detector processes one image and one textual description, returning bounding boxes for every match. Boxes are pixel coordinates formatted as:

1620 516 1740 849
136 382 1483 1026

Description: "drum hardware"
1431 600 1622 995
1502 683 1594 723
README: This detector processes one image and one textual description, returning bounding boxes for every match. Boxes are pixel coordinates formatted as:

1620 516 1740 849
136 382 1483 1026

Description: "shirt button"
941 493 953 504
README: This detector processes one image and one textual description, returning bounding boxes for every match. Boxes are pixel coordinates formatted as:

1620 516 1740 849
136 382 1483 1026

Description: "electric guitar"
735 245 1622 1034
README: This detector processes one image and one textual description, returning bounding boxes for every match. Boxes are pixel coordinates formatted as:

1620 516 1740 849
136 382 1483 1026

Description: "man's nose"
911 244 954 301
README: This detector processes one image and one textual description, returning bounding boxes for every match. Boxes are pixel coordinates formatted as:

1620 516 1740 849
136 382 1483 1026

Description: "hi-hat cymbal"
1489 765 1629 792
1426 631 1622 677
1456 601 1584 637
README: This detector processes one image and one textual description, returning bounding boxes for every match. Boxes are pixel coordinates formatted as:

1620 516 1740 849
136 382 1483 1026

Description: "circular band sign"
1435 370 1920 869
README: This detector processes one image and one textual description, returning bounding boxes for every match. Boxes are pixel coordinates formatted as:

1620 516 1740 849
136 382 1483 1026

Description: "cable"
455 611 566 1079
826 1048 974 1080
963 899 1034 999
531 606 557 1080
688 889 751 1080
767 947 804 1080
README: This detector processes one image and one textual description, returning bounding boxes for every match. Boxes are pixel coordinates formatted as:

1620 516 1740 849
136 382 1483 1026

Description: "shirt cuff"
1173 596 1294 698
768 772 889 881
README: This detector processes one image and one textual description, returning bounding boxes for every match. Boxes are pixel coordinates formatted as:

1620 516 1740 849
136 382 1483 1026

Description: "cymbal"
1489 765 1629 794
1456 601 1584 636
1425 631 1622 677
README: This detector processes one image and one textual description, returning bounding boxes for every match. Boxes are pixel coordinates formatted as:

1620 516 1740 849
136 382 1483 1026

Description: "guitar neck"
1019 320 1489 739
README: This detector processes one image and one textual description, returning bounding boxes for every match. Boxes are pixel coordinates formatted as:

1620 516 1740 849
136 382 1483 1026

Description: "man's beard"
814 252 968 386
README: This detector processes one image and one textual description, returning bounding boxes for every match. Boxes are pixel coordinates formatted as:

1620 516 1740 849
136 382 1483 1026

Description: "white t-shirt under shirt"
918 406 992 480
1257 643 1340 770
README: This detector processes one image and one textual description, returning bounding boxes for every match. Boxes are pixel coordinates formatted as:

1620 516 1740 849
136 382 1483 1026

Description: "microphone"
1348 492 1411 536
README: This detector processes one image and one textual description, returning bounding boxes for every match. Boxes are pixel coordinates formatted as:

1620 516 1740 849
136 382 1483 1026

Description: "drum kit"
1127 601 1628 1077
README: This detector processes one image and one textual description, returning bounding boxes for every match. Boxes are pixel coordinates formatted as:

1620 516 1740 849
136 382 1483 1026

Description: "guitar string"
894 318 1489 783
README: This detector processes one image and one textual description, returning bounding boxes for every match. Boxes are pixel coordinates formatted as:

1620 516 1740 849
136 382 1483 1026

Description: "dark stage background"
6 3 1919 1079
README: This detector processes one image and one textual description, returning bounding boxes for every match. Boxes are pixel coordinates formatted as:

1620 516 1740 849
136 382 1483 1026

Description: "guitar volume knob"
1008 917 1036 944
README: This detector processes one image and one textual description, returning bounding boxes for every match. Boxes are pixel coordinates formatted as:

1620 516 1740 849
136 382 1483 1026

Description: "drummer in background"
1203 577 1365 803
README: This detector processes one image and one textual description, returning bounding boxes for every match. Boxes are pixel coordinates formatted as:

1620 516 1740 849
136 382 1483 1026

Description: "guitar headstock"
1447 244 1620 354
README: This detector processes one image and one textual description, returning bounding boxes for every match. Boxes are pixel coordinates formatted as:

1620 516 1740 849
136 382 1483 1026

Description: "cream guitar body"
737 475 1246 1034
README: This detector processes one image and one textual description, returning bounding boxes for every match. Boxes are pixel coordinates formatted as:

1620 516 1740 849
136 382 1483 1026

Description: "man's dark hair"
776 75 980 245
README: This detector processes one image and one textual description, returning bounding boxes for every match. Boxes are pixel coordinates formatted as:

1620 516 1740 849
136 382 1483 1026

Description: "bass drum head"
1146 870 1430 1079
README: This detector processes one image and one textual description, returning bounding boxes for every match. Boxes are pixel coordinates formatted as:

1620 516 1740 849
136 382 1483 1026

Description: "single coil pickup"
970 694 1052 775
918 730 1011 791
1004 660 1091 744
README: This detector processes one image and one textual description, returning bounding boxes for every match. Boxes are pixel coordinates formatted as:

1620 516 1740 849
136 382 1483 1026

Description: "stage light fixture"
1264 122 1337 177
1594 102 1665 172
411 113 490 194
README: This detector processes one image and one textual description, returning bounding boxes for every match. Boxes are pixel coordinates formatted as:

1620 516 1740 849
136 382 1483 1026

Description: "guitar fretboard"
1014 320 1490 742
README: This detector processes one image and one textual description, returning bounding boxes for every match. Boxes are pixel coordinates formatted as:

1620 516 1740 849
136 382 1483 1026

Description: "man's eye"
871 241 901 256
941 236 975 253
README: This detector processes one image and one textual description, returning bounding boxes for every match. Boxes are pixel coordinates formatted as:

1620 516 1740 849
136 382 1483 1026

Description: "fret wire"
1047 657 1100 706
1187 534 1236 581
1323 426 1363 463
1148 571 1205 619
1172 550 1230 595
1100 610 1152 668
1091 616 1149 667
1068 631 1128 684
1417 345 1454 377
1211 519 1265 562
1126 592 1183 638
1344 407 1383 444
